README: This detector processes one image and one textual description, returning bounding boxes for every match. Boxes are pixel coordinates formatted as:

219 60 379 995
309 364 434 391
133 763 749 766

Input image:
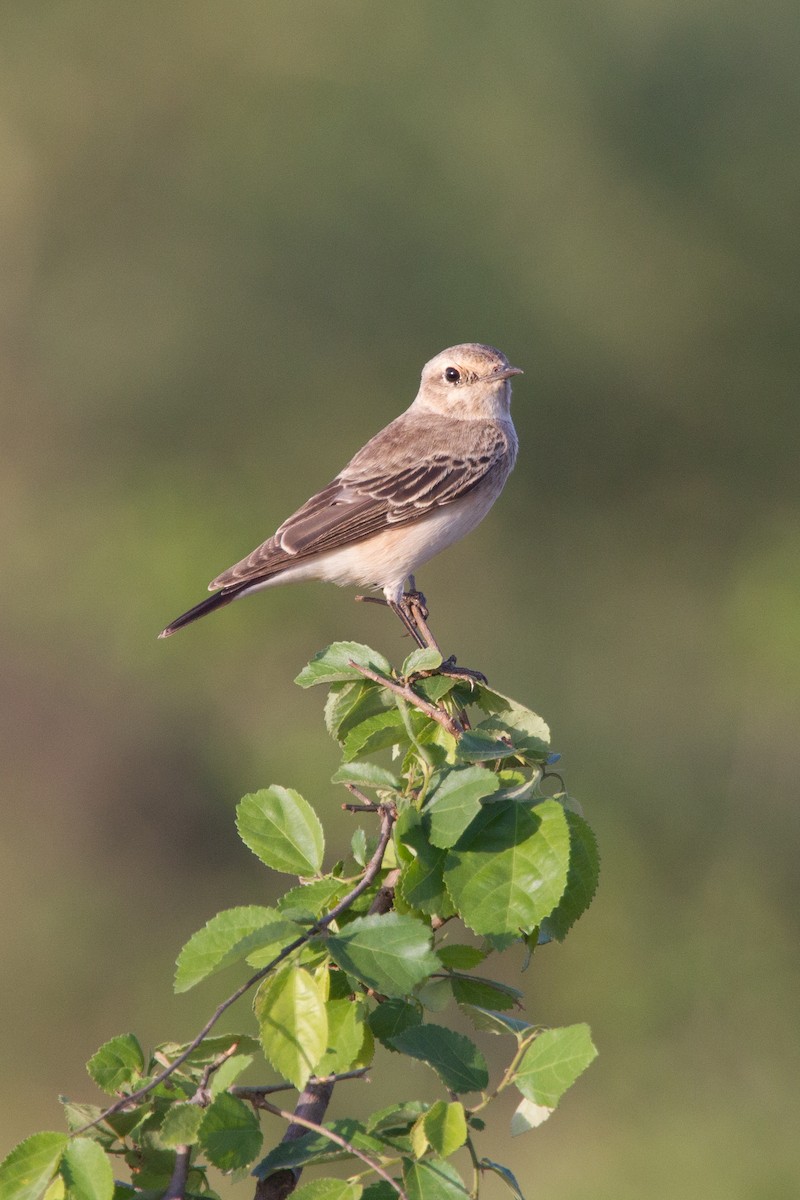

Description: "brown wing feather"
210 414 512 590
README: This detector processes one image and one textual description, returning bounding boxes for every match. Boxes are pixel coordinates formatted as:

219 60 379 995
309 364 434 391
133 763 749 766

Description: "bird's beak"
490 365 524 382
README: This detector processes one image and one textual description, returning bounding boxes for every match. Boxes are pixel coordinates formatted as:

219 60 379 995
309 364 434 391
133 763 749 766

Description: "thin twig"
348 661 463 738
233 1068 369 1099
342 802 380 812
252 1096 406 1200
73 809 396 1136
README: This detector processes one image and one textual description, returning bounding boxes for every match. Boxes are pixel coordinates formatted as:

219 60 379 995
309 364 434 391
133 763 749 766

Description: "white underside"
236 485 502 607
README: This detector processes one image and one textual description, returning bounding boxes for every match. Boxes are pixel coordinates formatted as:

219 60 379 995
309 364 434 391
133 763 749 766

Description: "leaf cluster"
0 642 599 1200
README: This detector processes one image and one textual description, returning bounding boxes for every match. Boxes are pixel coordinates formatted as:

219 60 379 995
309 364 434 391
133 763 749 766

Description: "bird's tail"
158 584 249 638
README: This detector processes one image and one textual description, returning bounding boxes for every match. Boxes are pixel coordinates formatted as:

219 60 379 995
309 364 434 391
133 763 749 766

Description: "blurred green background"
1 1 798 1195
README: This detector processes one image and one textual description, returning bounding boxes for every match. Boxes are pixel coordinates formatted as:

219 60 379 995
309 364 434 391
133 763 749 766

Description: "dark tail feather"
158 584 249 638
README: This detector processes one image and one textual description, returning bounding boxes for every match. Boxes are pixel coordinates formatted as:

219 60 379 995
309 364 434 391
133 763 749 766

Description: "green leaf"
86 1035 145 1095
471 689 551 759
403 1157 470 1200
174 905 300 992
160 1102 204 1148
253 1120 387 1175
342 709 407 762
449 974 521 1011
61 1140 113 1200
351 827 368 866
157 1033 260 1065
237 786 324 875
325 680 389 743
276 878 350 924
198 1093 263 1171
409 1116 429 1160
0 1133 67 1200
331 762 401 790
254 965 328 1090
479 1159 526 1199
455 729 515 763
367 999 422 1046
209 1052 254 1096
423 1102 467 1158
425 766 501 849
362 1184 402 1200
443 799 571 937
396 810 455 919
539 812 600 942
295 643 392 688
402 648 443 676
435 945 487 970
459 1007 532 1038
389 1026 488 1093
58 1101 113 1148
413 675 458 704
365 1102 427 1136
510 1098 553 1135
325 913 440 998
514 1024 598 1106
292 1181 363 1200
316 999 370 1076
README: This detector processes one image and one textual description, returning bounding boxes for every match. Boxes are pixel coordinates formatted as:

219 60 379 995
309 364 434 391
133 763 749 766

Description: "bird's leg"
402 580 487 685
388 599 427 648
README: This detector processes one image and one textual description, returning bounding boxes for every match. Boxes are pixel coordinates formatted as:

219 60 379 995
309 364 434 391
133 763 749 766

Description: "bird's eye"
444 367 461 383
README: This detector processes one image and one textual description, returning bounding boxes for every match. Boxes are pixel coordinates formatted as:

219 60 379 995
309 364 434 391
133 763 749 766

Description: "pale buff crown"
411 343 523 421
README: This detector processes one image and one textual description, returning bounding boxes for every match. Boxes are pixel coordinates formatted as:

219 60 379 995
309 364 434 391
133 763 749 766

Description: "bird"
159 343 522 648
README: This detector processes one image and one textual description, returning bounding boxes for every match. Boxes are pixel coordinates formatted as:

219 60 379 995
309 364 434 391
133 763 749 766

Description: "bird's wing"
210 414 512 590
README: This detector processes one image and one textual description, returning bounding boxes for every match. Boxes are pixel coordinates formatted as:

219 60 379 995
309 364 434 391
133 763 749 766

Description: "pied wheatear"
159 343 522 650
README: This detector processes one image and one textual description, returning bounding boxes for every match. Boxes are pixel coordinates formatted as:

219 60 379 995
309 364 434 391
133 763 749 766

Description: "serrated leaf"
435 945 487 970
61 1139 113 1200
514 1024 597 1106
58 1101 112 1147
325 680 389 743
362 1184 402 1200
365 1102 427 1135
471 690 551 758
292 1181 363 1200
367 999 422 1046
209 1053 254 1096
425 767 501 849
157 1033 260 1066
86 1035 144 1094
351 827 368 867
396 810 455 919
255 965 328 1090
459 1007 532 1038
539 812 600 942
389 1027 488 1093
510 1098 554 1135
237 787 324 875
275 878 350 925
295 643 392 688
43 1178 64 1200
455 730 515 763
415 977 452 1012
316 999 369 1076
331 762 401 790
0 1133 67 1200
160 1102 204 1148
423 1102 467 1158
342 709 407 762
174 906 300 992
443 799 570 937
449 974 521 1011
402 648 443 676
253 1120 387 1176
198 1093 263 1171
409 1116 429 1159
479 1159 526 1198
413 675 458 704
403 1157 470 1200
326 913 439 998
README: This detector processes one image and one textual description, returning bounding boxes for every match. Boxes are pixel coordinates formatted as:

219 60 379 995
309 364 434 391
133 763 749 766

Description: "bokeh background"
1 2 798 1196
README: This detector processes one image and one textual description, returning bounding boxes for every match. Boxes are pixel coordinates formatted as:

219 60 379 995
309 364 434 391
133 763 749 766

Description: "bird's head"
413 343 523 420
